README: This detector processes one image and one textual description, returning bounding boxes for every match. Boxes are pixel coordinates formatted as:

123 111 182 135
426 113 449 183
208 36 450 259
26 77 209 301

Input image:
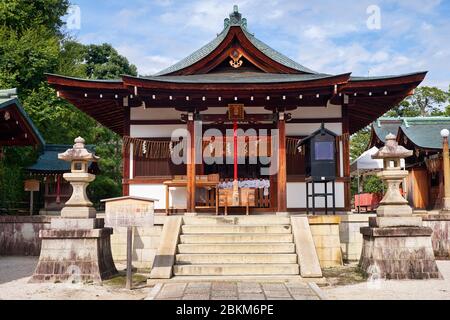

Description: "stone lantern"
30 137 117 283
359 133 442 280
58 136 98 219
372 133 414 219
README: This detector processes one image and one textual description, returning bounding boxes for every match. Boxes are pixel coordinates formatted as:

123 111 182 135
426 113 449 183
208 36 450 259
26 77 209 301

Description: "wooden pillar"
342 96 351 211
186 113 196 213
441 131 450 211
122 98 130 196
277 112 287 213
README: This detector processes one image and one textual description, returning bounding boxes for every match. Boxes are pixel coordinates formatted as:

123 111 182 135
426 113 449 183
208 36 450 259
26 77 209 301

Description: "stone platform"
29 227 117 283
359 226 442 280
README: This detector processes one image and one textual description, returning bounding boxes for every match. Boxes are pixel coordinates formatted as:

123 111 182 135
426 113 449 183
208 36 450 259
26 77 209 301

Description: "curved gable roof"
154 7 316 76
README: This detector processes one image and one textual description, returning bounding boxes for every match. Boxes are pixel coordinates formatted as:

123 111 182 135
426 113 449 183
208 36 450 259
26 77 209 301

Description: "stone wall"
422 214 450 259
110 225 163 270
339 213 375 262
308 216 343 268
0 216 51 256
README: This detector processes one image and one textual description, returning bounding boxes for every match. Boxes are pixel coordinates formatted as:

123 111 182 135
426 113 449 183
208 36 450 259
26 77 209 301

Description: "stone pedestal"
359 133 442 280
29 218 117 283
359 226 442 279
30 137 117 283
422 214 450 259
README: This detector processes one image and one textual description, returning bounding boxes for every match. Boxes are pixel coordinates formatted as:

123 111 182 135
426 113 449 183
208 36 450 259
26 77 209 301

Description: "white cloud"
74 0 449 88
116 44 178 75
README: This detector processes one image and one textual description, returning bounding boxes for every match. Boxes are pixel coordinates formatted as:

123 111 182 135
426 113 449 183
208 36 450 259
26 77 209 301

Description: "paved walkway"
146 281 324 300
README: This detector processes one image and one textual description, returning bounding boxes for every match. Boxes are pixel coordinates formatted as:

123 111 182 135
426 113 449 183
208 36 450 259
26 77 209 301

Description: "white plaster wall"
286 123 342 136
130 124 186 138
131 107 182 120
287 182 345 208
129 184 186 210
289 104 342 119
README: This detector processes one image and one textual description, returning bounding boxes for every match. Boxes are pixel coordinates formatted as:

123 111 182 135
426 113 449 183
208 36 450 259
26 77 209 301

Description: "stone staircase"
172 216 300 277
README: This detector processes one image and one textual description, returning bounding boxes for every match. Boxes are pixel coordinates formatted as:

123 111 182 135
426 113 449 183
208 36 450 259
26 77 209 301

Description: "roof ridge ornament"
224 5 247 29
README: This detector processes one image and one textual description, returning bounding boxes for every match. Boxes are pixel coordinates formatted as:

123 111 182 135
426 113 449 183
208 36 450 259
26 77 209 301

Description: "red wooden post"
186 113 196 213
233 120 238 181
277 112 287 213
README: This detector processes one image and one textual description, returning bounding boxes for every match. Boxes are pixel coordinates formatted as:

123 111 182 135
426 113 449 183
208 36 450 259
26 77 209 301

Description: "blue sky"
66 0 449 88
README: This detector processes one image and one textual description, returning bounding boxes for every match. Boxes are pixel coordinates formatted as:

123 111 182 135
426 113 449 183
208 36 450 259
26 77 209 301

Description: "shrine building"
46 7 426 215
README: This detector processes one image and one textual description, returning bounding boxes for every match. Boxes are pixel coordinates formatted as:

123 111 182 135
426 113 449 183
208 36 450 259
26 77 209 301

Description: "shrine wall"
0 216 51 256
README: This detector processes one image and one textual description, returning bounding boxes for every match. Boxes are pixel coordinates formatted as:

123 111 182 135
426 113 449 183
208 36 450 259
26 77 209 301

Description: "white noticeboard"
102 196 157 228
105 204 154 228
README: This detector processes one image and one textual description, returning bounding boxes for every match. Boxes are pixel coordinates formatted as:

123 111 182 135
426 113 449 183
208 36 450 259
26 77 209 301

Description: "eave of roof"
0 89 45 147
131 72 346 84
349 72 428 82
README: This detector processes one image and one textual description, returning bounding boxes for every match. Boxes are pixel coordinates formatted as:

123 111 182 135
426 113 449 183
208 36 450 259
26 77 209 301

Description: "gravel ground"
0 256 148 300
324 261 450 300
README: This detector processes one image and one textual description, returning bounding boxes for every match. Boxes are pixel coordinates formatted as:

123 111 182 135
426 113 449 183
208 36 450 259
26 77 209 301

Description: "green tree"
84 44 138 79
350 127 371 162
0 0 69 35
0 1 138 211
0 26 60 92
386 86 449 117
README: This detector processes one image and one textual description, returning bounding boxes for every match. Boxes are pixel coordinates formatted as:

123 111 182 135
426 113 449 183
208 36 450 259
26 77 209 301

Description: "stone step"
181 224 292 234
182 216 291 225
176 253 298 264
177 243 296 254
180 233 293 244
173 264 300 276
147 275 319 286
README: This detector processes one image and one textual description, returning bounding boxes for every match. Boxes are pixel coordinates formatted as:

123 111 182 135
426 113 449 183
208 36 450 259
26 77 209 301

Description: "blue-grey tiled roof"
142 72 336 84
27 144 96 173
350 72 427 82
373 117 450 150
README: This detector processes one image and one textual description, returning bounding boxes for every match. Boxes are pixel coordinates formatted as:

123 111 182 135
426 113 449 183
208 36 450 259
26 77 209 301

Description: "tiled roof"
142 72 336 84
373 117 450 150
350 72 427 82
27 144 96 173
154 7 317 76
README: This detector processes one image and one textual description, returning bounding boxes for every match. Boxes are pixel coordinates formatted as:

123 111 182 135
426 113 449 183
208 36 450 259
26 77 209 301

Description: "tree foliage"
385 86 449 117
0 0 69 35
0 1 137 211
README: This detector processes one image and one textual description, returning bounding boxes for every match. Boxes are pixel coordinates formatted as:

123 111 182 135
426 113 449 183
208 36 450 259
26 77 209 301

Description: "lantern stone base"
29 227 117 283
359 226 442 280
369 216 423 228
61 206 97 219
376 204 412 217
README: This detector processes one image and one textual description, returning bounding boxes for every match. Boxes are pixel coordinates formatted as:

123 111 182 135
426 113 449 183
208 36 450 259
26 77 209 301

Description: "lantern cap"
372 133 413 159
58 136 99 162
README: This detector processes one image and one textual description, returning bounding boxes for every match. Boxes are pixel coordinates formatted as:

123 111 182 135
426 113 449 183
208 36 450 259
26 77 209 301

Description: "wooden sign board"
103 196 157 228
24 179 40 192
228 104 245 121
